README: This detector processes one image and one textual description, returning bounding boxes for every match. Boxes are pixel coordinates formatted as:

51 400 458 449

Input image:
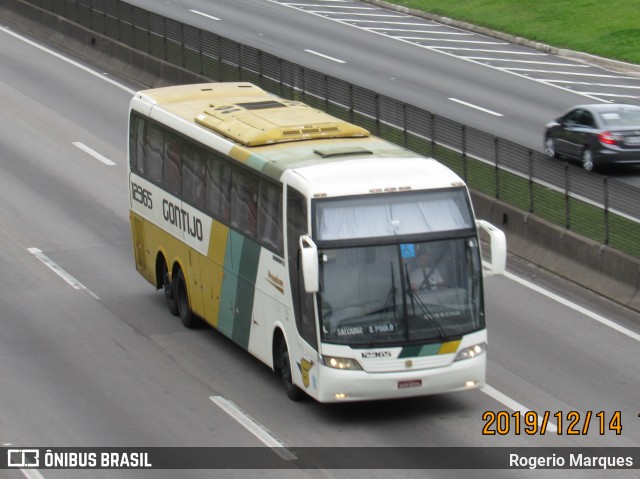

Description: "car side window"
579 111 596 128
563 109 582 126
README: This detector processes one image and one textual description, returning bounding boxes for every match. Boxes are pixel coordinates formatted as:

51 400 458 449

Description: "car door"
554 109 583 157
557 109 595 158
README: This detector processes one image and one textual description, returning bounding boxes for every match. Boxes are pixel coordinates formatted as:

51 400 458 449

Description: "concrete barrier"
3 0 640 315
472 191 640 311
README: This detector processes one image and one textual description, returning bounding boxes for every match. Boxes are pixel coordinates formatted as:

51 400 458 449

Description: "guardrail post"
495 137 500 200
301 67 306 103
430 113 436 158
402 103 408 148
324 75 329 112
349 84 354 123
604 176 609 245
564 163 570 230
375 93 380 136
461 125 467 182
528 149 534 213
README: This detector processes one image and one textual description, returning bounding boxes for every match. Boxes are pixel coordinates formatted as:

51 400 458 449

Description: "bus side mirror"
299 235 319 293
476 220 507 277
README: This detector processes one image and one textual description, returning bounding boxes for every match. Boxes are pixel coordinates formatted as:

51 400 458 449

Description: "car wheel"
544 137 557 158
582 148 595 171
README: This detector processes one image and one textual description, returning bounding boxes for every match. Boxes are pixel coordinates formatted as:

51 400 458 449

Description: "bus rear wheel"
279 341 305 401
162 262 178 316
174 269 198 329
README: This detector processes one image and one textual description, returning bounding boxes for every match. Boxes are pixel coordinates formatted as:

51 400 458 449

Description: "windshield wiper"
404 264 449 342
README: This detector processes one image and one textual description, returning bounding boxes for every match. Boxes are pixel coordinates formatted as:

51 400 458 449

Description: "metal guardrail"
23 0 640 257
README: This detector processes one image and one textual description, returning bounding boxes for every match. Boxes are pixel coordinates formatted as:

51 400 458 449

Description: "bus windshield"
318 238 483 346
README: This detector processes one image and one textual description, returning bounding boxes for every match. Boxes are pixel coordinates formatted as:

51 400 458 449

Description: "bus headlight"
321 355 363 370
454 342 486 362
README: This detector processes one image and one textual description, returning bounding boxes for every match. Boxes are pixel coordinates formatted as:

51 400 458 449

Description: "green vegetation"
383 0 640 65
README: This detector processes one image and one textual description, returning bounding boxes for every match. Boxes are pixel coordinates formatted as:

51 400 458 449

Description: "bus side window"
230 167 258 238
205 152 231 222
258 179 283 255
164 131 182 196
182 141 205 209
145 121 164 184
129 114 145 175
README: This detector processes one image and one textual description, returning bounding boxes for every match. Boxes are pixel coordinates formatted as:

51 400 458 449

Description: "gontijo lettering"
162 199 203 241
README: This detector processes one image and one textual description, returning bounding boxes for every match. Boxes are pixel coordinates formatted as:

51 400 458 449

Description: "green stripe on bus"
231 238 261 348
398 343 444 358
217 231 244 338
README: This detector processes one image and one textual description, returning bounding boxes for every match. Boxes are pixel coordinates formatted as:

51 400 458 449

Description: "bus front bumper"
314 354 485 403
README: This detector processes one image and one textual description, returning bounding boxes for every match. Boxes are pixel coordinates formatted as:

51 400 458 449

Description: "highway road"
118 0 640 183
0 8 639 479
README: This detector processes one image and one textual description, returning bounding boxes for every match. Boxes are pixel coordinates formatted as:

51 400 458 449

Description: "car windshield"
598 109 640 128
318 238 483 346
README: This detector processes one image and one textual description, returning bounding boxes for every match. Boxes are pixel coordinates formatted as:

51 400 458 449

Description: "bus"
128 82 506 402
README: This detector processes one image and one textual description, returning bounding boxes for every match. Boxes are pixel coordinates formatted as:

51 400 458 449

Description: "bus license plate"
398 379 422 389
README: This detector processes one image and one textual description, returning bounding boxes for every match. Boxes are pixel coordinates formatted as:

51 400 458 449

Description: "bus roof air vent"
313 146 374 158
195 98 369 146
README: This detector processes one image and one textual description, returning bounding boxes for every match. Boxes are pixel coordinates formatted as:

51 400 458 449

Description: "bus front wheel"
279 341 305 401
175 269 198 329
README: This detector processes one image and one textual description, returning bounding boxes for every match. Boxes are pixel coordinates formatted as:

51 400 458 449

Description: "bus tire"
162 262 178 316
279 341 305 401
174 268 198 329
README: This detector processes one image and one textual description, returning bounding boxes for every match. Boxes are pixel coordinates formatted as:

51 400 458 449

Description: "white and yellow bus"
128 82 506 402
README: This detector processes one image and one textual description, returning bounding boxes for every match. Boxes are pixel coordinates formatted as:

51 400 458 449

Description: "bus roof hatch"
194 99 369 146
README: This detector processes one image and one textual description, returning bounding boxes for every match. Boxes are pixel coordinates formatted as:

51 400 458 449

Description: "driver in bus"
409 250 446 291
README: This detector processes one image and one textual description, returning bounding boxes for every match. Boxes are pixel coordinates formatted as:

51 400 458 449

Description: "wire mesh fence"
22 0 640 258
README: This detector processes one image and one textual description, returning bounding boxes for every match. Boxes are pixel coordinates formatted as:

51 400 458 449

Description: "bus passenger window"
205 153 231 222
145 122 164 184
230 168 258 238
129 114 145 175
164 131 182 196
182 142 205 209
258 180 283 254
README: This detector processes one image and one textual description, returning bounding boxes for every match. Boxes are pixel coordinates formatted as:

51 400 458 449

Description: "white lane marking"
464 57 590 67
482 385 558 432
304 49 346 63
432 47 546 55
399 37 507 45
581 93 639 99
449 98 503 116
504 271 640 342
345 20 431 25
210 396 297 460
299 5 376 9
0 27 135 95
20 470 46 479
28 248 100 300
189 9 221 21
504 69 635 78
541 80 640 89
72 142 116 166
329 13 406 18
367 28 471 35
